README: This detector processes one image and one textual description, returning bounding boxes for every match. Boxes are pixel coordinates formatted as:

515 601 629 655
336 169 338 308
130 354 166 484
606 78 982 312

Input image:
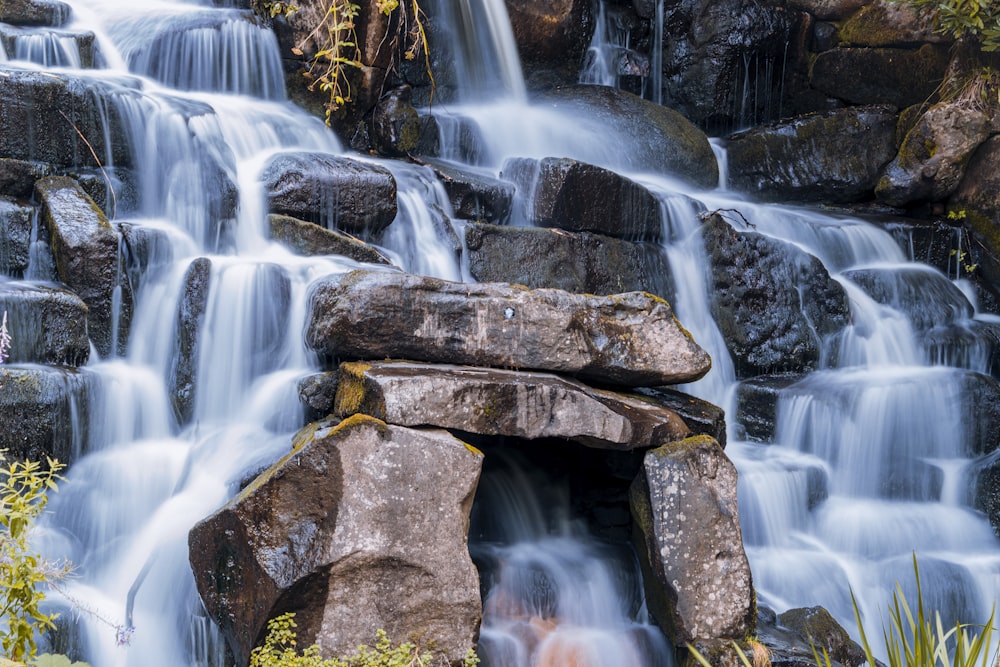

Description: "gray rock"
335 360 692 450
35 176 133 358
501 156 663 241
0 281 89 366
0 197 34 277
635 386 728 447
630 435 755 644
538 86 719 189
189 415 482 667
296 370 338 421
465 222 672 297
261 153 397 239
306 270 712 387
505 0 594 88
268 214 392 265
0 158 52 198
877 103 990 206
842 265 974 330
838 0 947 46
727 106 898 203
0 0 70 26
700 213 850 377
811 45 950 108
168 257 211 426
0 365 89 463
422 159 513 224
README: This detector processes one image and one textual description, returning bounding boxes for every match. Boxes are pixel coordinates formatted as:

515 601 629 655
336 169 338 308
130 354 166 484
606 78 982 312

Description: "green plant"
249 613 479 667
892 0 1000 51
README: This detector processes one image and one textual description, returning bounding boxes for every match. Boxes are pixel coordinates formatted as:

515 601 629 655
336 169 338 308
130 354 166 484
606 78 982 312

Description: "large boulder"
0 67 132 168
0 0 70 26
504 0 594 88
501 157 663 241
305 270 712 387
630 435 755 645
538 85 719 189
268 214 392 265
465 222 672 297
335 360 691 450
260 153 398 239
700 214 850 377
189 414 483 667
35 176 133 358
810 45 950 108
727 106 898 203
0 366 89 463
876 103 990 207
0 197 34 277
0 281 89 366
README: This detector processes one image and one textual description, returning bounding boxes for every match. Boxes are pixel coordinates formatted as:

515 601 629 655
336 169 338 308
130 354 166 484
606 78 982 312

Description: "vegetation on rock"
893 0 1000 51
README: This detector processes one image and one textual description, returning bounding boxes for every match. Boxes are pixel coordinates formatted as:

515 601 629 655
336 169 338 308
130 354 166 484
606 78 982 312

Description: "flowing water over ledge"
1 0 996 665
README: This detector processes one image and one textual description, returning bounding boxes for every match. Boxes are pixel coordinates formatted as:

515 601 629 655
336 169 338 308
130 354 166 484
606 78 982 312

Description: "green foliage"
892 0 1000 51
0 453 66 662
30 654 91 667
249 613 479 667
689 556 999 667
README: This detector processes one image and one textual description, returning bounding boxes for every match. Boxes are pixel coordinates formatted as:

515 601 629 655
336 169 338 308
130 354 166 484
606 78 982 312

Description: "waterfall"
5 0 998 665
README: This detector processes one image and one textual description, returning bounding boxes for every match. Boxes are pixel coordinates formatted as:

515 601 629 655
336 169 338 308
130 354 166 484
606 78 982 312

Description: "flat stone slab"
335 361 691 450
306 270 711 387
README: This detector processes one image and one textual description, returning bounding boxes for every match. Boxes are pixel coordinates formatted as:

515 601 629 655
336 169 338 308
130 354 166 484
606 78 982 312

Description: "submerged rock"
261 152 397 239
306 270 712 387
268 214 392 265
0 365 89 463
727 106 897 203
189 414 482 667
465 222 672 297
538 85 719 189
335 360 691 450
630 435 755 645
501 156 663 241
700 213 850 377
35 175 133 358
0 281 89 366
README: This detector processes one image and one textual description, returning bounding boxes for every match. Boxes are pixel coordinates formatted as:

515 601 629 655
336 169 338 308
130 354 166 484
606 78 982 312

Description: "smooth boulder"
630 435 755 645
306 270 712 387
0 281 89 366
35 176 133 357
189 414 483 667
335 360 691 450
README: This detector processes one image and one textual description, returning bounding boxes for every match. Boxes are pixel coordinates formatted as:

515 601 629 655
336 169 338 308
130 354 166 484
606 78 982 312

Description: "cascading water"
5 0 998 665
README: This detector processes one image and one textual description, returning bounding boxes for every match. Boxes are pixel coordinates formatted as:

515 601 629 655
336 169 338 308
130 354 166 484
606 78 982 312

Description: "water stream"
2 0 997 665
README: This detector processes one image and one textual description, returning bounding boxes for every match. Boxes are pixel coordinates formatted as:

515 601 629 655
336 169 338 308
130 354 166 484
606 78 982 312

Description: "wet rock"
538 86 718 189
422 159 513 224
0 67 133 168
268 214 391 265
0 0 71 26
842 265 974 330
465 223 672 297
786 0 866 20
700 213 850 377
734 374 806 443
0 197 34 278
35 176 133 358
0 25 98 67
501 157 663 241
630 435 755 644
0 366 89 463
505 0 593 88
296 371 338 422
0 158 52 198
920 319 1000 377
962 371 1000 457
64 167 139 218
811 45 950 108
949 136 1000 303
336 360 691 450
0 281 89 366
168 258 211 426
370 86 423 157
261 152 397 240
727 106 897 203
633 386 727 447
753 605 865 667
877 103 990 207
189 414 482 667
306 269 712 387
838 0 947 46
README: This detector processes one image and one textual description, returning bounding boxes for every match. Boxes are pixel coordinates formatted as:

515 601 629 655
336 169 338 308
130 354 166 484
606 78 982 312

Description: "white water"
5 0 998 665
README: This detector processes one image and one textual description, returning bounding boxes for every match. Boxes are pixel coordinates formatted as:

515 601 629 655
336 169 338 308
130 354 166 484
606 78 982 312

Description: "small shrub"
892 0 1000 51
249 613 479 667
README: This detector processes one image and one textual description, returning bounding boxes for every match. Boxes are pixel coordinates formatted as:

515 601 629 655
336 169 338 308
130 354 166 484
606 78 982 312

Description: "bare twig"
58 109 118 220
